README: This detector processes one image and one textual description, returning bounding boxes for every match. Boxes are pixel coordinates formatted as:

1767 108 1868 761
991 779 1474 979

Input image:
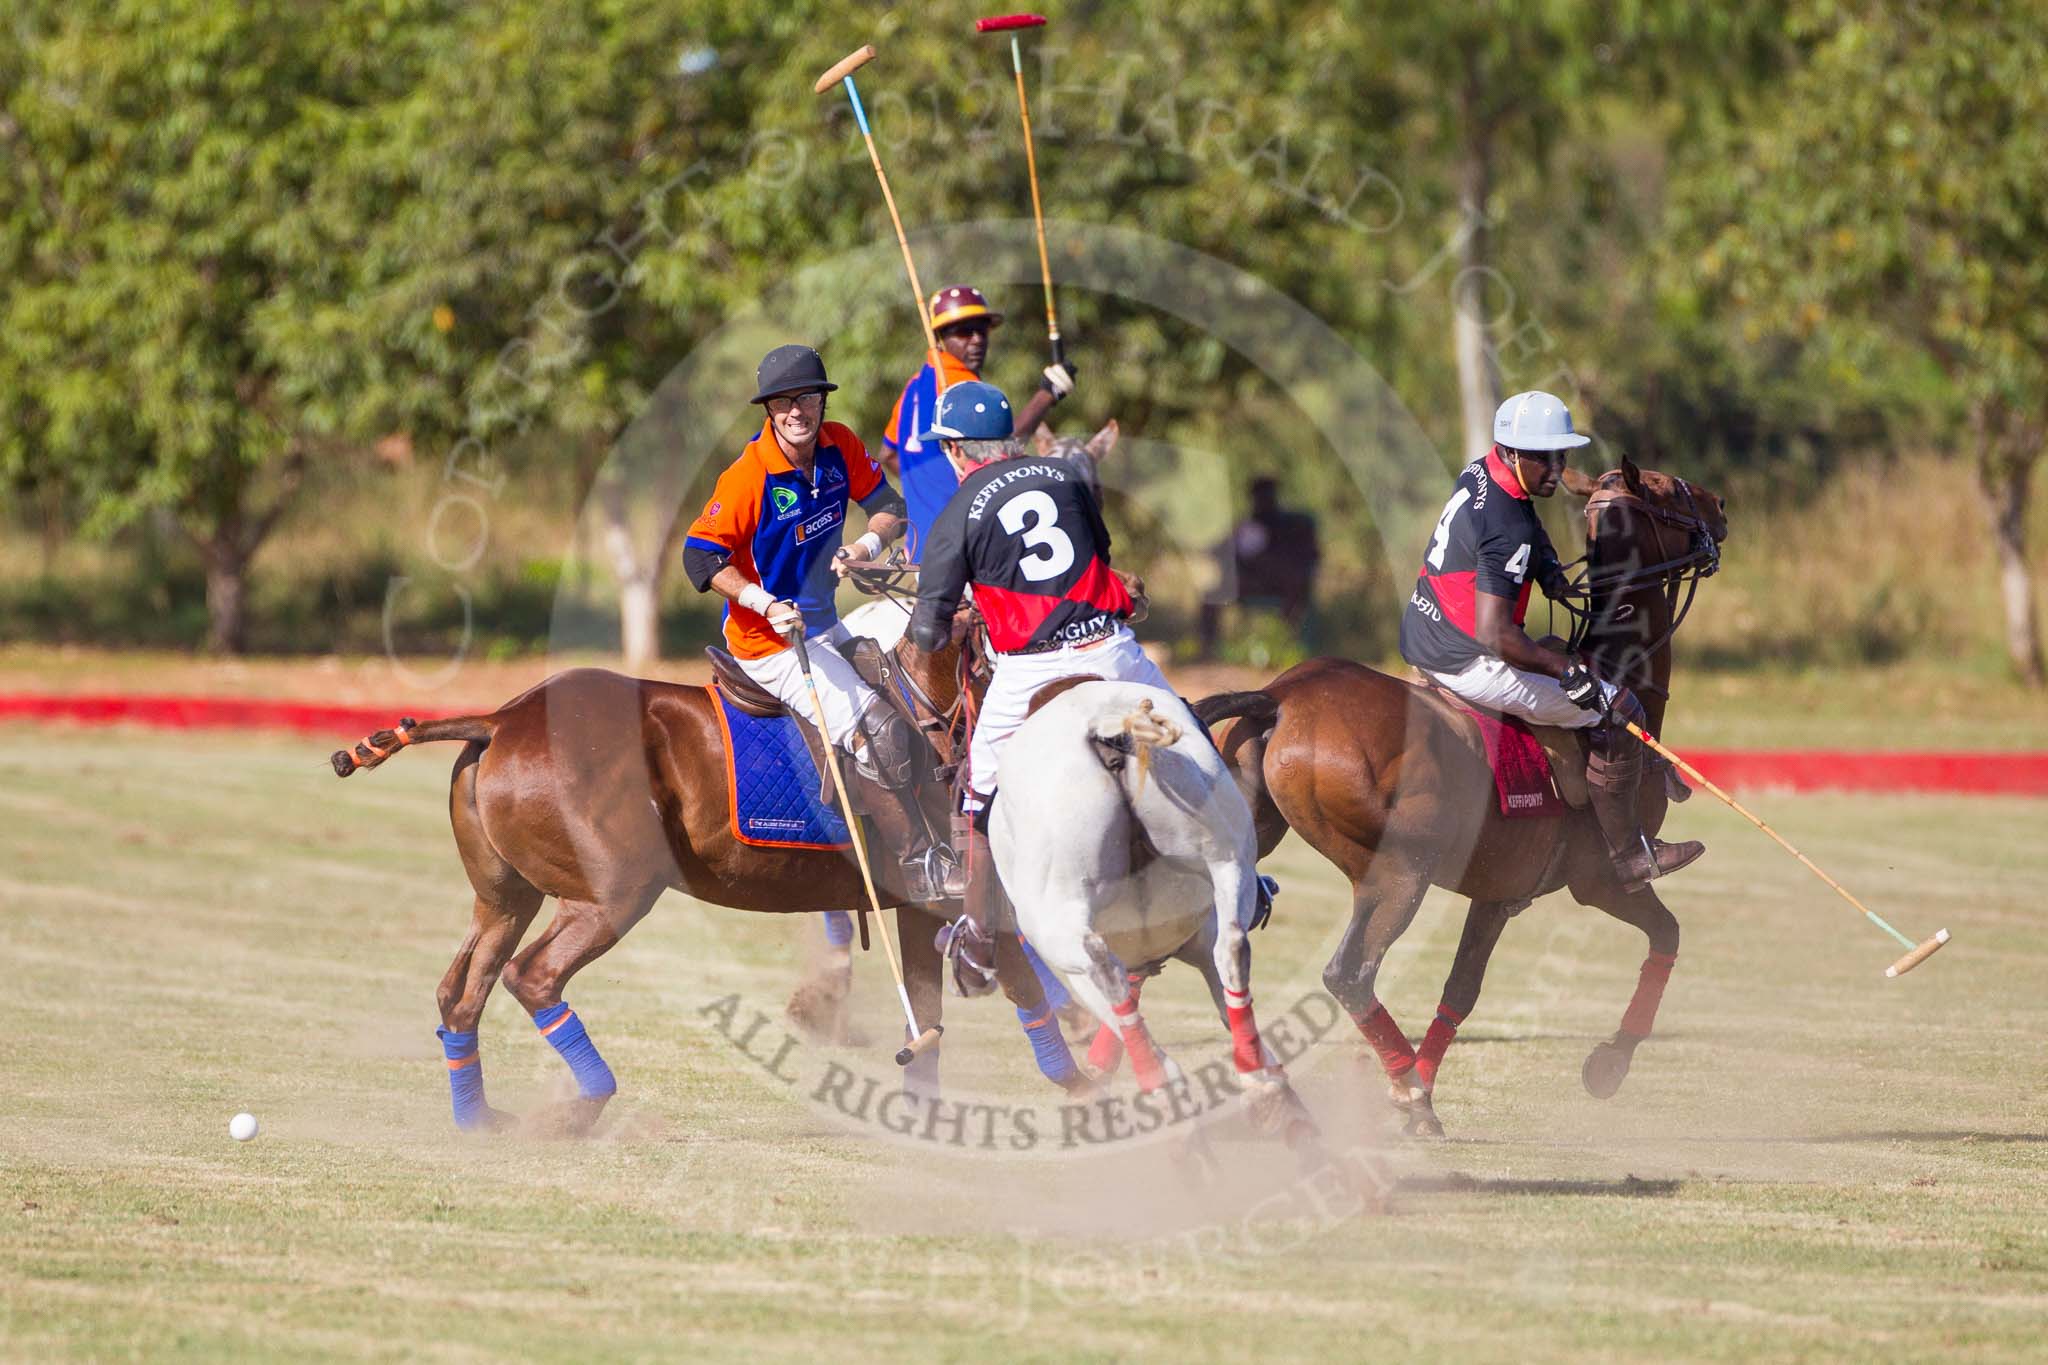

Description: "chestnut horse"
330 630 1080 1134
1197 457 1728 1135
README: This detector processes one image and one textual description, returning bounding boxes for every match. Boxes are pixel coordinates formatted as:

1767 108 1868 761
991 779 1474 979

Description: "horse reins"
1562 476 1721 663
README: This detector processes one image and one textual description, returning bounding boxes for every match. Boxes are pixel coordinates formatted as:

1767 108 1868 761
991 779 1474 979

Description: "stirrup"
1614 834 1706 893
901 844 967 904
934 916 998 999
1250 874 1280 931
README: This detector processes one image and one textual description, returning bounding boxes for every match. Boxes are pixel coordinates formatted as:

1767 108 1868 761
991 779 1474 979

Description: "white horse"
991 680 1304 1125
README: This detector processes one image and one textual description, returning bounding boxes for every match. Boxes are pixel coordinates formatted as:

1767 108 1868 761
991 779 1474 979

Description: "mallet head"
1885 927 1950 978
975 14 1048 31
814 45 877 94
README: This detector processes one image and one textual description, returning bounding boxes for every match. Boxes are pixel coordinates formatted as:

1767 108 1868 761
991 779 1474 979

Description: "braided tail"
330 714 497 777
1088 698 1184 796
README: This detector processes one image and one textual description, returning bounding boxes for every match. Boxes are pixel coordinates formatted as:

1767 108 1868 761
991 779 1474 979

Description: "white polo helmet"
1493 391 1590 451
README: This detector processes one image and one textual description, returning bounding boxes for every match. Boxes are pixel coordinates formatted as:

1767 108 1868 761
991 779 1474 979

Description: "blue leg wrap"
436 1026 491 1131
1017 1005 1079 1085
533 1003 617 1099
1023 939 1073 1011
824 910 854 948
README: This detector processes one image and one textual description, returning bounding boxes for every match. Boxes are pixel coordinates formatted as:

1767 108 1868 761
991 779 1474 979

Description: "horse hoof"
1582 1040 1634 1099
525 1095 611 1140
1402 1104 1445 1139
1056 1001 1097 1041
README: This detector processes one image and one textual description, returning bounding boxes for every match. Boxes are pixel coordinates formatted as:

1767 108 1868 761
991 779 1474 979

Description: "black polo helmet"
750 344 838 404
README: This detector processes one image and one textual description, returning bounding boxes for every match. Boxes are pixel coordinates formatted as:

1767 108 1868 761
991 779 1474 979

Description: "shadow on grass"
1396 1173 1681 1198
1792 1130 2048 1146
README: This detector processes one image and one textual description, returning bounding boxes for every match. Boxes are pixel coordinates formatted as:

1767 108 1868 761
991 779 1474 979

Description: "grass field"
3 725 2046 1362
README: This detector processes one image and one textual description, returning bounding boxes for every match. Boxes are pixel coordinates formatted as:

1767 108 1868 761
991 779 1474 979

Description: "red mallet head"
976 14 1048 32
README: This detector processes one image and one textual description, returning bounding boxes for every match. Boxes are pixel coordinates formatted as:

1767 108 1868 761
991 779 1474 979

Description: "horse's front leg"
897 905 945 1098
993 932 1090 1093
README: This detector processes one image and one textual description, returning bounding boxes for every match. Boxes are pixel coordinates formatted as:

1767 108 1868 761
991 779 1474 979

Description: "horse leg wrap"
1414 1002 1465 1091
1017 1006 1078 1085
533 1003 616 1099
1620 950 1677 1039
1087 1022 1124 1074
1114 997 1168 1091
1022 938 1074 1012
823 910 854 949
1350 1001 1417 1079
1224 987 1263 1075
436 1027 492 1131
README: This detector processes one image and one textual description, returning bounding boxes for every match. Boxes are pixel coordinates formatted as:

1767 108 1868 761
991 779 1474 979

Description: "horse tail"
1191 689 1279 735
330 715 496 777
1088 698 1185 796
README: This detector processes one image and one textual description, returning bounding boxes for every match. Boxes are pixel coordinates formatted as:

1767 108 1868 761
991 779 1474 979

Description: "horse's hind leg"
435 888 543 1131
1409 899 1516 1099
1568 865 1681 1099
437 740 544 1132
1319 849 1440 1133
500 888 661 1137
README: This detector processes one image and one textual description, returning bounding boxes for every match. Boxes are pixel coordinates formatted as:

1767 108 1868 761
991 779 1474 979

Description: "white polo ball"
228 1112 259 1142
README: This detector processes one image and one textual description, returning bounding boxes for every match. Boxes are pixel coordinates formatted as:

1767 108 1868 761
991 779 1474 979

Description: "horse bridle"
1562 475 1722 663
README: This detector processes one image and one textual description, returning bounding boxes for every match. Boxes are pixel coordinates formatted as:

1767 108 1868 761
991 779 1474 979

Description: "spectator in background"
1199 476 1321 659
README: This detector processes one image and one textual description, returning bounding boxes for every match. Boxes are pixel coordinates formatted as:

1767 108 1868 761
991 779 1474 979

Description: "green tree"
0 1 434 652
1679 1 2048 683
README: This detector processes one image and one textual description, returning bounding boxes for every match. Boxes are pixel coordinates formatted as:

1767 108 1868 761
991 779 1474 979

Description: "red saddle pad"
1444 697 1566 821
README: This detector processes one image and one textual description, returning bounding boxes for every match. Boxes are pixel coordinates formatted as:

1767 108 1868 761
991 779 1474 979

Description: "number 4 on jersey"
1427 488 1473 570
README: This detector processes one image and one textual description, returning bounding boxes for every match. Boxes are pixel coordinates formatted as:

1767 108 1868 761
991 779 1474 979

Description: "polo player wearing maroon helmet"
881 284 1077 561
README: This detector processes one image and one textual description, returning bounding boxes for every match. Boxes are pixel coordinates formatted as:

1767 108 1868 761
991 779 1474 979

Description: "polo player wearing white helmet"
1399 391 1704 892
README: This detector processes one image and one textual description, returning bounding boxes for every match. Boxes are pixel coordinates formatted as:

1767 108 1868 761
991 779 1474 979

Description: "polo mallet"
814 46 946 375
974 14 1062 366
788 623 943 1065
1624 721 1950 977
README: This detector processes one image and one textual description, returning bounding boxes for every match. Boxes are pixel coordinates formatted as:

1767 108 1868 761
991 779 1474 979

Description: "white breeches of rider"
736 621 876 755
1425 654 1621 729
969 624 1172 800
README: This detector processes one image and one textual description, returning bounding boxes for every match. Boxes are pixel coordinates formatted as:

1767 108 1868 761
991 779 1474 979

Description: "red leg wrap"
1114 997 1167 1092
1414 1002 1464 1091
1087 1023 1124 1073
1620 950 1677 1039
1224 989 1262 1074
1351 1001 1416 1079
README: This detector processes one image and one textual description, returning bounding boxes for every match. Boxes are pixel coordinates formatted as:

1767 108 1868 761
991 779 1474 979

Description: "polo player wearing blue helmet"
1399 391 1704 893
908 380 1174 987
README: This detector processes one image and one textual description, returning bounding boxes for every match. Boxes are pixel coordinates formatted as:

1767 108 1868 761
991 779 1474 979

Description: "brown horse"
330 628 1083 1134
1196 456 1728 1135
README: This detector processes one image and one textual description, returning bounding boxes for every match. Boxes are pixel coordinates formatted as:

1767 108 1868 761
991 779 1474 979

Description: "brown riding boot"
1587 720 1704 893
852 707 966 904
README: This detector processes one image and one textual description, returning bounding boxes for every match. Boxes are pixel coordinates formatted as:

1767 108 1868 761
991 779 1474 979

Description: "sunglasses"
764 392 825 415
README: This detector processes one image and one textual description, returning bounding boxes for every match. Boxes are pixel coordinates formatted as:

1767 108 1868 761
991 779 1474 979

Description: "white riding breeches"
969 625 1172 799
736 621 877 755
1424 654 1618 729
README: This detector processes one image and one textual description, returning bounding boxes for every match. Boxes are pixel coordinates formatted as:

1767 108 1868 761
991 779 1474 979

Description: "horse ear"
1033 425 1058 456
1621 455 1644 494
1084 419 1120 461
1559 466 1597 497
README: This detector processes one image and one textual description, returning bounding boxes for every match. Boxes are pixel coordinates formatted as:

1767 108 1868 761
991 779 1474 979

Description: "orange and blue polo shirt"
883 349 978 562
685 420 887 659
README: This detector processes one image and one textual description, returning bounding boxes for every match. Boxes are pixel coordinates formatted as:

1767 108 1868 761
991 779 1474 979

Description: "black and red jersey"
909 454 1133 655
1399 448 1563 672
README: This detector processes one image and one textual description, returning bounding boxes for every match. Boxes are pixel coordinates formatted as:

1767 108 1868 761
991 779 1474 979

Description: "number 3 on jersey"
997 490 1076 581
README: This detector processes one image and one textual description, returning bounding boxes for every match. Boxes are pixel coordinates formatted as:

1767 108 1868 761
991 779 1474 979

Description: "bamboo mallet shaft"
1622 720 1950 977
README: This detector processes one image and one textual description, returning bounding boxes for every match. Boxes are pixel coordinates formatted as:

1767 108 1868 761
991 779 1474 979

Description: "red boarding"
1442 698 1565 820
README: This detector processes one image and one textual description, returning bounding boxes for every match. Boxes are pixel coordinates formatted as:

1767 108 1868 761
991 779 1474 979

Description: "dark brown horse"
331 628 1083 1134
1197 457 1728 1135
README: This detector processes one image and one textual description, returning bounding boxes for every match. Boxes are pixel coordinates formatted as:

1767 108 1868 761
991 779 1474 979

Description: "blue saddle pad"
710 686 851 849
